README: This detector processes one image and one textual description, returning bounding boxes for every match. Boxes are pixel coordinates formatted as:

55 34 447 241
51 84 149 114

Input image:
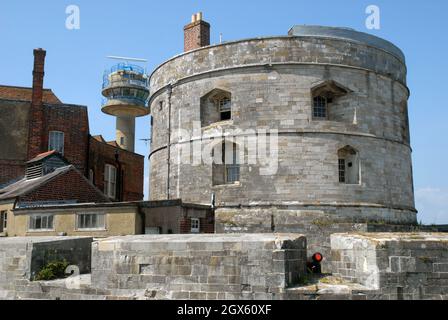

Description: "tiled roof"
27 150 59 163
0 85 62 104
0 165 73 200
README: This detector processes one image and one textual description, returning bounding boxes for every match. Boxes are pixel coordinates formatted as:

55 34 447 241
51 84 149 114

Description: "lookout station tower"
101 59 150 152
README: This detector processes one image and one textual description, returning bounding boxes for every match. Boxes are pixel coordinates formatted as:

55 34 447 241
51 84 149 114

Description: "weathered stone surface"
330 233 448 300
0 236 93 299
91 234 307 300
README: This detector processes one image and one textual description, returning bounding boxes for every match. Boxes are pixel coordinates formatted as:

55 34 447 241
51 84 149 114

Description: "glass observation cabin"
101 63 150 117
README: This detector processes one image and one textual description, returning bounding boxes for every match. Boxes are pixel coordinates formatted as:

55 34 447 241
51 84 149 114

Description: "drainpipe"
166 84 173 200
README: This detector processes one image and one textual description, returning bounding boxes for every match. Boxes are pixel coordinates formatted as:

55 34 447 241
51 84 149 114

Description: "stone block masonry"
330 233 448 300
0 237 93 299
92 234 307 300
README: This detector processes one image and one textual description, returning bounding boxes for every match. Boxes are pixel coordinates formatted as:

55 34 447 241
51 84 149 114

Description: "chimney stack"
184 12 210 52
32 48 46 108
27 48 47 160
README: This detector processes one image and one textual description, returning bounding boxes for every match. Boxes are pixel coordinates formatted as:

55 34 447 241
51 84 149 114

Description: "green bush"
34 260 70 281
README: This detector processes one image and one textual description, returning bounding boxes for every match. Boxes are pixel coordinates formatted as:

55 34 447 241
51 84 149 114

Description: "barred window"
48 131 64 155
29 214 54 231
313 96 327 119
0 211 7 232
338 159 346 183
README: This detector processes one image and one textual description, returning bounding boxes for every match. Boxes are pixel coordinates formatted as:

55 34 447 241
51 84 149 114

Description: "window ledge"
76 228 107 232
27 229 55 233
202 120 234 130
212 182 242 189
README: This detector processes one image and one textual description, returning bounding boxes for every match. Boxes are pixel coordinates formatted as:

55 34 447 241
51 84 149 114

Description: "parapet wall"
1 233 447 300
92 234 307 300
331 233 448 300
0 237 92 299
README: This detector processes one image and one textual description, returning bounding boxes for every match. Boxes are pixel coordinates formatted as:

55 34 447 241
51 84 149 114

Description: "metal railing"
101 96 148 107
102 63 148 89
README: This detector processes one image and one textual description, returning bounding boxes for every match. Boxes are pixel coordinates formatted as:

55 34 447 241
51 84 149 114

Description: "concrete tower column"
116 116 135 152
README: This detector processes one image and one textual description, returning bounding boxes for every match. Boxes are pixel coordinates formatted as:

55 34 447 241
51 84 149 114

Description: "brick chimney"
184 12 210 52
27 48 46 160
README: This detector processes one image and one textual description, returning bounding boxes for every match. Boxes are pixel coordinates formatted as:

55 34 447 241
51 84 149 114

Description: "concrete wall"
148 36 416 227
331 233 448 300
91 234 307 300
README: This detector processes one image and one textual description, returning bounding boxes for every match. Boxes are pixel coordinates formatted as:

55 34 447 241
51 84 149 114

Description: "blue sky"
0 0 447 224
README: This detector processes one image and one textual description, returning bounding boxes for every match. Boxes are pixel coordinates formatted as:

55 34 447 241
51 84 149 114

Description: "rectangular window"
225 165 240 184
313 96 327 119
225 143 240 184
29 214 54 231
0 211 7 232
339 159 346 183
76 213 105 230
48 131 65 155
104 164 117 199
191 218 200 233
219 97 231 121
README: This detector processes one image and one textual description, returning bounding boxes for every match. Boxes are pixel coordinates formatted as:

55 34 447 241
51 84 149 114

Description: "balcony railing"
102 63 148 89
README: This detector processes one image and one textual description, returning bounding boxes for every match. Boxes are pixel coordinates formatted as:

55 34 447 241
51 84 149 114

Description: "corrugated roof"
0 85 62 104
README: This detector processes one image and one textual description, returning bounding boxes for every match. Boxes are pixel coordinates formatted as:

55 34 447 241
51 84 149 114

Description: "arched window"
338 146 360 185
200 89 232 127
212 141 240 185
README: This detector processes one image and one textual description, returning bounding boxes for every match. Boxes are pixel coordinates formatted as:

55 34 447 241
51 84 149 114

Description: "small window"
338 159 346 183
338 146 360 185
191 218 200 233
0 211 7 232
29 214 54 231
76 213 105 230
200 89 232 127
104 164 117 199
219 97 232 121
48 131 64 155
212 141 240 185
89 169 94 183
313 96 328 119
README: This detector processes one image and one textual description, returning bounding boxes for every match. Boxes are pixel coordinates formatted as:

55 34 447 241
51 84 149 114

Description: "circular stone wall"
149 27 416 226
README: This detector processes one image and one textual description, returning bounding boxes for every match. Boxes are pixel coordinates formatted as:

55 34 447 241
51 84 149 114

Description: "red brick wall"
184 20 210 52
19 169 109 204
44 104 89 174
0 160 25 186
27 49 46 160
179 211 215 234
88 137 144 202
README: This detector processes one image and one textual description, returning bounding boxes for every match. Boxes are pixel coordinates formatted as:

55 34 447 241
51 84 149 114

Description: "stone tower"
148 20 416 255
